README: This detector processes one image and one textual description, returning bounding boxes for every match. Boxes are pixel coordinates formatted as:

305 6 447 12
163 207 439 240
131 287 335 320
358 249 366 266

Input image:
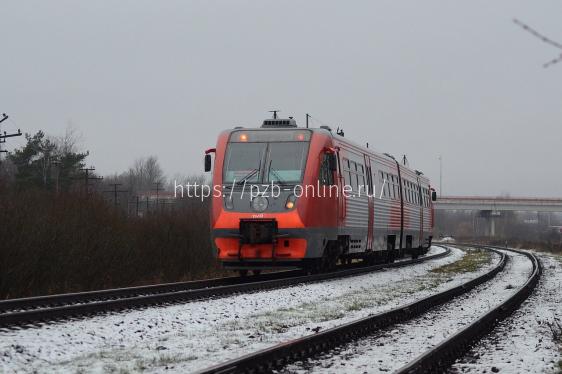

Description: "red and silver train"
204 115 436 274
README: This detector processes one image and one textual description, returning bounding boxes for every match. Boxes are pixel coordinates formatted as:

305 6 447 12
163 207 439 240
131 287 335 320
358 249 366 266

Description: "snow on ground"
450 251 562 374
283 249 533 374
0 246 495 373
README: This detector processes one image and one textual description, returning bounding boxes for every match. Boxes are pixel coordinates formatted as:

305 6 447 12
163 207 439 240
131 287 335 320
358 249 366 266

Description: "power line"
514 19 562 68
74 167 103 193
103 183 128 208
0 113 23 160
152 181 164 209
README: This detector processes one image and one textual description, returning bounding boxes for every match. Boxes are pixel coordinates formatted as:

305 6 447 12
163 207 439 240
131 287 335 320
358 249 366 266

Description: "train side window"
350 172 358 191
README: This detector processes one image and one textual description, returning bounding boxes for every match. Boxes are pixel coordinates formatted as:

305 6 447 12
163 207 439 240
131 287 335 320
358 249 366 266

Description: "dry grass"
430 248 491 275
0 186 226 299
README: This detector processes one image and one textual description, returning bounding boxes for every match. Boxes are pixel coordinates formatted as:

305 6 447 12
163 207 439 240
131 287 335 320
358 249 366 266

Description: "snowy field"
0 245 495 374
283 249 534 373
451 251 562 374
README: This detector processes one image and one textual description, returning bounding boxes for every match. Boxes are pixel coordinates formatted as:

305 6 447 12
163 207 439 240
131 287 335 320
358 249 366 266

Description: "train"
204 114 436 274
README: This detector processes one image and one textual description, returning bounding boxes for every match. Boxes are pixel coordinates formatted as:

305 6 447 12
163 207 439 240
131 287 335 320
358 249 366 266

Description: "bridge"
434 196 562 213
434 196 562 237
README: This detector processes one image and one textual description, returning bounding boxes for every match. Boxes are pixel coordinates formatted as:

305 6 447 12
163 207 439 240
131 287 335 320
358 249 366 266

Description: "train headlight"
285 194 297 210
252 196 268 212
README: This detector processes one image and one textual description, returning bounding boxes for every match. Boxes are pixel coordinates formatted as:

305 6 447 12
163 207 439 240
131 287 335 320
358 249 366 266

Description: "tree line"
0 128 222 300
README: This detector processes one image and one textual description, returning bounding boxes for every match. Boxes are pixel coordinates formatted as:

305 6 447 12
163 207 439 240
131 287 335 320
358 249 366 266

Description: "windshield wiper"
236 168 260 185
267 160 287 184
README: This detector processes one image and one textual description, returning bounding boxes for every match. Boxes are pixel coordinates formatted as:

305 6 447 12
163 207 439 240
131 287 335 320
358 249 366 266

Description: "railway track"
196 245 540 374
0 246 450 328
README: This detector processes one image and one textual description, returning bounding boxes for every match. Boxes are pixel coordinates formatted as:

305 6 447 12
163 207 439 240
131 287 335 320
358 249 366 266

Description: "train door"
417 176 423 248
364 154 374 250
336 148 346 225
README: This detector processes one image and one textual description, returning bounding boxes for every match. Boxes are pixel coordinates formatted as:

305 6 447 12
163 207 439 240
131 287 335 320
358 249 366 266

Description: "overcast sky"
1 1 561 196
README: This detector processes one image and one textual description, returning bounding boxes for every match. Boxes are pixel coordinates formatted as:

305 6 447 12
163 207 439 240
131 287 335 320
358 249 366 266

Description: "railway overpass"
434 196 562 213
433 196 562 236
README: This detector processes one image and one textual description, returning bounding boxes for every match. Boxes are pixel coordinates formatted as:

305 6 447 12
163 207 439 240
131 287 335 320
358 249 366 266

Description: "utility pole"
152 181 163 210
0 113 22 162
104 183 128 208
51 159 61 194
439 155 443 197
75 167 103 193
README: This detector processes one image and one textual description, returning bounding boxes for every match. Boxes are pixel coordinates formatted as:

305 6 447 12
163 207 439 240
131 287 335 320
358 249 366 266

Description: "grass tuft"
430 249 491 275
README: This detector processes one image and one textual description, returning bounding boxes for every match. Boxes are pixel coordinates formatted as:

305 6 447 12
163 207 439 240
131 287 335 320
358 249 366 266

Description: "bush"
0 186 224 299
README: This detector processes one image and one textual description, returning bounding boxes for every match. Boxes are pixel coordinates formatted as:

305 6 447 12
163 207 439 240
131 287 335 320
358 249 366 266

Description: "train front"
205 119 326 273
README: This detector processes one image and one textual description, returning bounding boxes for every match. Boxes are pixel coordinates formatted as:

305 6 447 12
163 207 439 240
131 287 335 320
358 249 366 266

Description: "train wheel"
364 253 376 266
387 250 396 264
305 259 323 274
239 270 248 277
323 242 341 272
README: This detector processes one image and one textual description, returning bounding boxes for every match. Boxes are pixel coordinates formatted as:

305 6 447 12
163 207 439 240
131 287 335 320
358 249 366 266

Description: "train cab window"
265 142 309 183
319 154 334 186
223 142 266 183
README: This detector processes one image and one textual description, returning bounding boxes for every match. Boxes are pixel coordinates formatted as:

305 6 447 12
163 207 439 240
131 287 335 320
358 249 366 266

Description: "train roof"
225 118 430 184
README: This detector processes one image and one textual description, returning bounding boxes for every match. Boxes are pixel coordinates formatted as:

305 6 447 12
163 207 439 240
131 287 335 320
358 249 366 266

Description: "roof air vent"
261 118 298 128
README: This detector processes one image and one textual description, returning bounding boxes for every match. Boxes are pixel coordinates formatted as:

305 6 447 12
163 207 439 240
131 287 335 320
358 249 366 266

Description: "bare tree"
52 124 84 156
126 156 165 193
